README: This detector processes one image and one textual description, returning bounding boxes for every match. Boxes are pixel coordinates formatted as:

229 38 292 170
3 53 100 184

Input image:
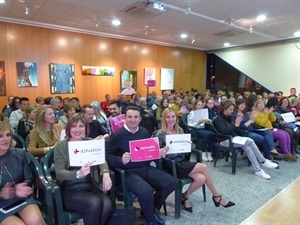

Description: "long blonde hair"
34 105 60 145
161 107 180 134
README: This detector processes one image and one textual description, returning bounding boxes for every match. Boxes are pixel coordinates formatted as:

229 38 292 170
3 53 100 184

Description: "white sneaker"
202 152 208 162
261 159 279 169
207 152 213 161
255 169 271 180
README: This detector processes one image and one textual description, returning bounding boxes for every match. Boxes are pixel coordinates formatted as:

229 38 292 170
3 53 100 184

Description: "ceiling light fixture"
191 38 195 44
0 0 5 4
249 25 253 33
185 4 191 15
25 6 30 15
293 31 300 37
96 21 100 27
256 14 266 22
224 42 230 47
112 19 121 26
180 33 187 39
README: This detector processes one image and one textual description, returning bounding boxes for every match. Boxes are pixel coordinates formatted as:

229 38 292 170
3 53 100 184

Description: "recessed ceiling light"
256 14 266 22
224 42 230 47
294 31 300 37
112 19 121 26
0 0 5 4
180 33 188 38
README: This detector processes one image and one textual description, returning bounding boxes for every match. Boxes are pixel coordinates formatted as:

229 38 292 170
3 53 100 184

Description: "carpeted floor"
78 154 299 225
133 154 300 225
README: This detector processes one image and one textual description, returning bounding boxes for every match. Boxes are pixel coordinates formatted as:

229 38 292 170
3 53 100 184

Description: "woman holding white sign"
274 97 300 155
187 100 216 162
252 98 297 162
155 107 235 213
54 113 112 225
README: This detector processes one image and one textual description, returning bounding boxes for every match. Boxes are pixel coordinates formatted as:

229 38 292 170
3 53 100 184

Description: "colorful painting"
16 62 38 87
82 66 115 76
160 68 174 90
0 61 6 96
120 70 137 95
144 68 156 85
49 63 75 94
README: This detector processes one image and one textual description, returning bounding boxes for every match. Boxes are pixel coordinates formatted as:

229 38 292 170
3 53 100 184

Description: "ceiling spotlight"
185 4 191 15
95 21 100 27
191 38 195 44
0 0 5 4
112 19 121 26
180 33 188 39
224 42 230 47
256 14 266 22
293 31 300 37
25 6 30 15
249 25 253 33
145 31 148 35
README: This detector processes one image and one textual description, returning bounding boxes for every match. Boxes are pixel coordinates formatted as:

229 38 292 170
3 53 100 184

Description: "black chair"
181 113 203 151
112 159 167 215
26 152 54 225
43 148 116 225
13 133 26 150
210 119 244 175
162 149 206 218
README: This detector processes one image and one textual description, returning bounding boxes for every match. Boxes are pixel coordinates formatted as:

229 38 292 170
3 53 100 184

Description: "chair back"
25 134 30 151
43 148 83 225
26 152 53 225
12 133 26 150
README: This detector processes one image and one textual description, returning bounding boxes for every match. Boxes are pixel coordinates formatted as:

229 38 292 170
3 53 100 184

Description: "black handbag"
106 206 135 225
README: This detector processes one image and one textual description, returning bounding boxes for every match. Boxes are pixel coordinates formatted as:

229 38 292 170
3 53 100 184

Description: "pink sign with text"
109 114 125 133
129 137 160 162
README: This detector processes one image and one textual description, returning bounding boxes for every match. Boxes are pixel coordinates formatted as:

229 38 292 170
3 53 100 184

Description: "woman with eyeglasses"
0 122 46 225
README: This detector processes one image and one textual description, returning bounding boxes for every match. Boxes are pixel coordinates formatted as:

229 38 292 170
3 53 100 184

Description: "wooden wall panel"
5 24 49 100
0 21 206 108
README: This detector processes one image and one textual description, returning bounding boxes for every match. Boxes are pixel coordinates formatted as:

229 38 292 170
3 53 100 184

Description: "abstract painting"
16 62 38 87
0 61 6 96
49 63 75 94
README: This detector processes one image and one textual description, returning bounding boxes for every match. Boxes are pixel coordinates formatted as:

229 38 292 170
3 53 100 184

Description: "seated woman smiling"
155 107 235 213
0 122 45 225
54 113 112 225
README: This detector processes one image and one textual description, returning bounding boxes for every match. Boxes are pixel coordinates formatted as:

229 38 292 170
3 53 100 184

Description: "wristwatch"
76 170 82 179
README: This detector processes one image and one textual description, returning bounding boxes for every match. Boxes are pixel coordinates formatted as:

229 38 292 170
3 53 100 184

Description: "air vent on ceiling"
214 29 246 37
120 1 163 19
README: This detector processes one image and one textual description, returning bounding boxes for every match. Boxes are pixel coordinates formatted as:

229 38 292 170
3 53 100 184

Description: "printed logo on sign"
74 149 79 154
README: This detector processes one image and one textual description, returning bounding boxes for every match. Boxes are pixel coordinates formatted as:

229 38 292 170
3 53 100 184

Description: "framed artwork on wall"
144 68 156 85
120 70 137 95
160 68 174 90
0 61 6 96
16 62 38 87
49 63 75 94
82 66 115 76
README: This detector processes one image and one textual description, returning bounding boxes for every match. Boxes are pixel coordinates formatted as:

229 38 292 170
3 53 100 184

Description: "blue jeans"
190 128 216 152
249 130 274 159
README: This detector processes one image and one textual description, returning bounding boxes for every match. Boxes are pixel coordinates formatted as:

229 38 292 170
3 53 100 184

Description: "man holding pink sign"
106 106 176 225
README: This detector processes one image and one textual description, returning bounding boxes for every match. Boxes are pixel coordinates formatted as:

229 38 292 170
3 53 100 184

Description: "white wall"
214 42 300 96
